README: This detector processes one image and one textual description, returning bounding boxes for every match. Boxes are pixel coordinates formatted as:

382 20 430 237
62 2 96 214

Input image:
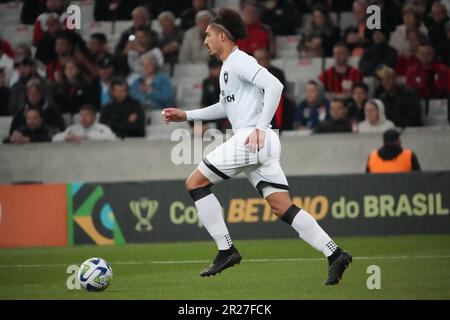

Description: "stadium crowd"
0 0 448 145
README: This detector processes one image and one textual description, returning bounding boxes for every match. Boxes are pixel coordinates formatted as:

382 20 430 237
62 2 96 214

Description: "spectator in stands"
123 27 164 79
405 41 448 99
20 0 47 25
314 98 352 133
46 31 85 81
303 4 341 57
129 52 174 110
199 58 228 132
179 10 212 63
436 21 450 66
52 104 117 143
389 4 428 56
366 129 421 173
53 59 92 115
293 80 330 130
253 47 293 130
158 11 184 66
0 47 14 88
319 43 363 97
0 68 10 116
88 33 110 65
9 44 33 87
100 78 145 138
346 81 368 123
358 99 395 133
237 1 272 56
93 0 137 21
91 55 115 109
375 65 422 128
115 6 158 57
426 2 449 47
8 58 53 115
343 0 370 57
4 108 52 144
394 29 427 76
297 34 325 59
35 14 62 65
33 0 66 46
359 28 398 77
180 0 208 31
373 0 403 32
260 0 301 36
9 79 65 135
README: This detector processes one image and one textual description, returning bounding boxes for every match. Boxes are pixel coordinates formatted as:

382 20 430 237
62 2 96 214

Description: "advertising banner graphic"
68 172 450 245
0 184 67 247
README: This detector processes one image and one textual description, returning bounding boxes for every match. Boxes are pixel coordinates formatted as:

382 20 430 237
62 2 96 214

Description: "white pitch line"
0 255 449 269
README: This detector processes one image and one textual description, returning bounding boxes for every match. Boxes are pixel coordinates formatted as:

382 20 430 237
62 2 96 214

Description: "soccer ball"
78 257 113 292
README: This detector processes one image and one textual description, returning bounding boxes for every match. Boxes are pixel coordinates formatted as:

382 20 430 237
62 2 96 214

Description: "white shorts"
197 127 289 198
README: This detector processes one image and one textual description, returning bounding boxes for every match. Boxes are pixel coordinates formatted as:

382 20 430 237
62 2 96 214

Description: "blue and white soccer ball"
78 257 113 292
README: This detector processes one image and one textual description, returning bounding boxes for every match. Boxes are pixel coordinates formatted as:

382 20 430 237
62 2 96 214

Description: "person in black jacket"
100 77 145 138
9 79 65 135
4 108 52 144
314 98 352 133
375 66 422 128
359 28 398 77
53 59 93 115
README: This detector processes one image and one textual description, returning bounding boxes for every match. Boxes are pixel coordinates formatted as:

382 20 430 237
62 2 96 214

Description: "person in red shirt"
237 1 272 56
405 41 448 99
320 43 363 97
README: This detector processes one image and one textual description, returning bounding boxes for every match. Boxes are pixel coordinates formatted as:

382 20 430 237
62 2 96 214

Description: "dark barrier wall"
68 172 450 245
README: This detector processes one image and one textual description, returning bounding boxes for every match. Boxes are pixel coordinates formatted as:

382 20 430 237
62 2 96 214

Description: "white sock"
194 193 232 250
282 205 338 257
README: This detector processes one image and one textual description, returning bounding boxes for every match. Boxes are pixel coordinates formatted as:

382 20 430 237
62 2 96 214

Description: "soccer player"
162 8 352 285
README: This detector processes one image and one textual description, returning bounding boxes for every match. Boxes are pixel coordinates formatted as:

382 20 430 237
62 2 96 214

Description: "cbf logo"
129 198 159 232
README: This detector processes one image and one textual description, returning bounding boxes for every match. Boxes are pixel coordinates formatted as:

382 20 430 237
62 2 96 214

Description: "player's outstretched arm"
162 107 187 124
186 102 227 122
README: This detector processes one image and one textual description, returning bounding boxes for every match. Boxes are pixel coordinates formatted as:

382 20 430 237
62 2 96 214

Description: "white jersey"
186 47 283 131
219 48 266 130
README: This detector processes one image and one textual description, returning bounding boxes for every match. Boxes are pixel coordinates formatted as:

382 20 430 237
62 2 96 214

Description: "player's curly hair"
210 7 247 42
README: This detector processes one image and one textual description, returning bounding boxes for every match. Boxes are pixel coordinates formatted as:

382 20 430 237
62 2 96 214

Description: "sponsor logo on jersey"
224 94 235 103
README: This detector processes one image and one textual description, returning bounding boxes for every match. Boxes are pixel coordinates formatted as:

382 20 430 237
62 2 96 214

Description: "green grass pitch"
0 234 449 299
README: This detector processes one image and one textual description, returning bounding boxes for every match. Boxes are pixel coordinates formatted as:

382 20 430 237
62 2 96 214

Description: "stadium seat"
176 81 203 107
275 35 301 52
213 0 241 10
423 99 449 127
275 35 301 59
2 25 33 47
0 1 22 24
338 12 354 30
173 63 208 79
271 59 284 70
0 116 12 142
283 59 322 80
82 21 113 41
78 0 94 28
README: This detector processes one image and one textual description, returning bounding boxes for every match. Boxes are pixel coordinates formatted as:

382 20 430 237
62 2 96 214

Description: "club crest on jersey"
224 71 229 84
